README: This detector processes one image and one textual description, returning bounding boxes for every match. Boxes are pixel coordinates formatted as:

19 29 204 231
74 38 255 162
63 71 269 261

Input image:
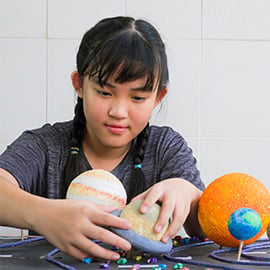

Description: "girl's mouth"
106 124 128 134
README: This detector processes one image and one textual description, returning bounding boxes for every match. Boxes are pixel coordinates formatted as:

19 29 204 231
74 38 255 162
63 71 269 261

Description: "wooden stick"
237 240 244 261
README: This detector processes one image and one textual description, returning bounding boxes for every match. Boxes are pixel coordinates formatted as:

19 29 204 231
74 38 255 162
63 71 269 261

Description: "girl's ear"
155 87 168 107
71 71 83 98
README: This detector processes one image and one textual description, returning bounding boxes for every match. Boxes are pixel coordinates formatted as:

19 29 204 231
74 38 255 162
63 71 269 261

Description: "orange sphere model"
198 172 270 247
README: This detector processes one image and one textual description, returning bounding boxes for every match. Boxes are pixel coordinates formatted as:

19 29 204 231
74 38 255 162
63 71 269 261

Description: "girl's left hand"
131 178 203 243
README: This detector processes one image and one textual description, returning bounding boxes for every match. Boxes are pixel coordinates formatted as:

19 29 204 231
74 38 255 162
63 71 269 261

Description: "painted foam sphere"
66 169 127 209
228 208 261 240
198 172 270 247
120 199 168 241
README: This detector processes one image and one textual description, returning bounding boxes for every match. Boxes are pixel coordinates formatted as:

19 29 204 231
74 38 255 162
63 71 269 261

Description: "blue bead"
182 237 190 243
82 257 92 264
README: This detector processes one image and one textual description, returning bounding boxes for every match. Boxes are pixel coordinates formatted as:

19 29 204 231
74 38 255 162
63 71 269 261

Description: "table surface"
0 237 269 270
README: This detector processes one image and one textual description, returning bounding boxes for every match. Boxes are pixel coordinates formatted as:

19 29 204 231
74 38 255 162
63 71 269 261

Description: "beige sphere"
120 199 168 241
66 169 127 209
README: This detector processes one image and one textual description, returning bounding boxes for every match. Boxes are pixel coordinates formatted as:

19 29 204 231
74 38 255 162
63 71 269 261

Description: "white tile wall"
127 0 201 40
203 0 270 40
201 40 270 137
1 0 270 235
200 138 270 190
151 40 201 138
0 0 46 37
0 39 46 153
48 0 126 38
47 39 78 123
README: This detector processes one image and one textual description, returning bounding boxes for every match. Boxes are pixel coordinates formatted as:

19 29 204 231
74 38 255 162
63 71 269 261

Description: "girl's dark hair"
62 16 169 200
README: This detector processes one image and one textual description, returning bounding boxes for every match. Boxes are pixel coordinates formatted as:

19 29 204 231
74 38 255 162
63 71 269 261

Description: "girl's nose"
108 99 128 119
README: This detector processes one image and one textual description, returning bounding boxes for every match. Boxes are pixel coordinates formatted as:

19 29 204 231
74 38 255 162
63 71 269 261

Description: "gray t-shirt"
0 121 204 199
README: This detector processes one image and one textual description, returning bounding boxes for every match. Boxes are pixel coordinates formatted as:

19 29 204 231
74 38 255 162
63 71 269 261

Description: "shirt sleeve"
0 131 47 194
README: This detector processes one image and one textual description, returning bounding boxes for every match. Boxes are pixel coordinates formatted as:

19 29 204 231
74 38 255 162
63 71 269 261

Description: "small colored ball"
66 169 127 209
117 257 127 265
99 263 110 269
182 237 190 243
135 255 143 261
147 257 158 263
172 240 178 246
174 263 183 269
174 235 182 241
228 208 261 240
198 173 270 247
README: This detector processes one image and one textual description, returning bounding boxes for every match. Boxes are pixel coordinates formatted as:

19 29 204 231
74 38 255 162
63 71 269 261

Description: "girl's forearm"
183 191 206 238
0 176 44 231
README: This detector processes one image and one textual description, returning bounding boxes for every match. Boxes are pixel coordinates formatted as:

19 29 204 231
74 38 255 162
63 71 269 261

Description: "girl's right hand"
32 198 132 262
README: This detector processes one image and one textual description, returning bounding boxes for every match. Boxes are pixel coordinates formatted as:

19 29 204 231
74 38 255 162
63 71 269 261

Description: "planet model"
120 199 168 241
111 199 172 254
198 172 270 247
228 208 261 240
66 169 127 209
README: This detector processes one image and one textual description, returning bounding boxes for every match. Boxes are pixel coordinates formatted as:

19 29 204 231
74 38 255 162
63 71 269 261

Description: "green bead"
117 257 127 264
174 263 183 269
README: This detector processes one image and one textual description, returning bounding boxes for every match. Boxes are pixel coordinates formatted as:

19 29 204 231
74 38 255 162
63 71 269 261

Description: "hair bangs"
87 32 161 91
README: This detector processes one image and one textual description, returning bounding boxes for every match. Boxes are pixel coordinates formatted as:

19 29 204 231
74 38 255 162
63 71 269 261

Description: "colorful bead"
152 268 162 270
133 264 141 269
117 257 127 264
135 255 143 261
82 257 92 264
182 237 190 243
174 263 183 269
158 264 167 269
181 267 190 270
174 235 182 241
192 236 200 241
147 257 158 263
173 240 178 246
99 263 110 269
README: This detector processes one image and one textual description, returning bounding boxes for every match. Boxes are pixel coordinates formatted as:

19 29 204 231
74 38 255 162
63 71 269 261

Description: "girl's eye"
132 96 146 102
96 90 111 97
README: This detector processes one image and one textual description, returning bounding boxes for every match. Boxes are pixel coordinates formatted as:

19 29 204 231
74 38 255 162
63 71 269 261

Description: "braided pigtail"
127 123 150 201
61 97 86 197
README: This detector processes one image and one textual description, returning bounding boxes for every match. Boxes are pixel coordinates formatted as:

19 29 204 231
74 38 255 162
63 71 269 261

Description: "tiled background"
1 0 270 234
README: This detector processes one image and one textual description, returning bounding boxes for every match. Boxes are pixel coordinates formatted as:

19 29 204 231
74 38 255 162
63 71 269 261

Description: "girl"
0 16 205 262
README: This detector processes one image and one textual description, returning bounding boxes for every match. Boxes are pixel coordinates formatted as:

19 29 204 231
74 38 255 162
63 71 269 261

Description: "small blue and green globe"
228 208 261 240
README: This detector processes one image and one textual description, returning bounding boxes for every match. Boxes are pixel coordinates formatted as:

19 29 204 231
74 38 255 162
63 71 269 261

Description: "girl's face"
73 72 167 152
